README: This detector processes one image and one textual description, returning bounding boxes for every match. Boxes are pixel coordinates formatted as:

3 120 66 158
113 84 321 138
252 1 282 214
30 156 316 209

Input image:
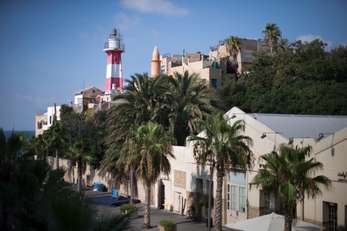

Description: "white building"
35 105 61 137
123 107 347 230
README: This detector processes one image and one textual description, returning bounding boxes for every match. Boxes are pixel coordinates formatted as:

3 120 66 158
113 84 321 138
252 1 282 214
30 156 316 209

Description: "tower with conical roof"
151 46 160 78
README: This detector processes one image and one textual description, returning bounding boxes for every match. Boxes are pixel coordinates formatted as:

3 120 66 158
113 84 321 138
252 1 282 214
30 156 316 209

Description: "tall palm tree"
129 122 173 229
281 145 331 221
167 71 212 145
190 113 253 231
252 145 331 231
45 119 66 169
227 36 241 61
31 134 48 160
263 23 282 54
252 151 283 213
66 137 93 192
103 74 169 197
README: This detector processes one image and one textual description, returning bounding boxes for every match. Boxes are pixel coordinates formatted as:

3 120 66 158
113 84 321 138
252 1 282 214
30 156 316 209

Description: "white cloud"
115 12 140 31
296 34 333 50
119 0 188 16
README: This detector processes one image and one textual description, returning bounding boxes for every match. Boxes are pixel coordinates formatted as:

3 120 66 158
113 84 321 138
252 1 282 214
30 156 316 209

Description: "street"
85 192 212 231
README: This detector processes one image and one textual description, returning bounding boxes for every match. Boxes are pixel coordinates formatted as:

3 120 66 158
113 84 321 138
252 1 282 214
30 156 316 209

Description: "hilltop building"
73 86 104 113
35 105 61 137
161 51 222 88
159 37 268 88
209 38 267 75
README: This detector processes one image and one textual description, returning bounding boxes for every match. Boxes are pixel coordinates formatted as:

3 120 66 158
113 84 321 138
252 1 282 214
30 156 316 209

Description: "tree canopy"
217 39 347 114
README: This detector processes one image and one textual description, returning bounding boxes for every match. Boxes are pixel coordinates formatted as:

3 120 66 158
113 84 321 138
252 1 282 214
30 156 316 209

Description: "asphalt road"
85 191 211 231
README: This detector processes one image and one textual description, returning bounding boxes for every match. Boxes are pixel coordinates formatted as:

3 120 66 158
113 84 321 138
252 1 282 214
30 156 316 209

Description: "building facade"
209 38 267 75
161 52 222 88
35 105 61 137
121 107 347 230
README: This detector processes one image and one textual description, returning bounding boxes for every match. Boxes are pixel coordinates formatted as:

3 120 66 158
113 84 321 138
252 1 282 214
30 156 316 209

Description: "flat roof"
249 113 347 139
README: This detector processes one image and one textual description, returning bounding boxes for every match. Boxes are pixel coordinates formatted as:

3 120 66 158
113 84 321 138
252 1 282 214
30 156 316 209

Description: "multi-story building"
209 38 267 75
160 51 222 88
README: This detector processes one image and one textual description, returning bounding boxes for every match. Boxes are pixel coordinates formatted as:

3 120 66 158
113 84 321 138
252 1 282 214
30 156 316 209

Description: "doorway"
158 180 165 209
323 201 337 231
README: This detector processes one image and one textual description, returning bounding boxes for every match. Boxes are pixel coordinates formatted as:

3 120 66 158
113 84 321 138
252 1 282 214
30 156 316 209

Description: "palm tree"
189 113 253 231
282 145 331 221
129 122 173 229
227 36 241 61
31 134 48 160
252 145 331 231
263 23 282 54
66 137 93 192
167 71 212 145
252 150 284 212
45 119 66 169
103 74 169 198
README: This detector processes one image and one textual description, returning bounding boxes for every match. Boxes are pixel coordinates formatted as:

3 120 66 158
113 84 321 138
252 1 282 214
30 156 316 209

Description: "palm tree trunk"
301 199 304 221
55 149 59 169
207 165 214 231
129 167 134 205
284 213 293 231
144 182 151 229
215 170 224 231
77 160 83 193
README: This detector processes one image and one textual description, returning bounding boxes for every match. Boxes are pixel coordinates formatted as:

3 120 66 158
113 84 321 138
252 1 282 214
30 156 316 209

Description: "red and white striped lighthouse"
104 28 124 94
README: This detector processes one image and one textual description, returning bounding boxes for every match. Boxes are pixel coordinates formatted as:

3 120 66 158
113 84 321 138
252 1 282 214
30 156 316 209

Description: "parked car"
111 196 141 206
91 183 107 192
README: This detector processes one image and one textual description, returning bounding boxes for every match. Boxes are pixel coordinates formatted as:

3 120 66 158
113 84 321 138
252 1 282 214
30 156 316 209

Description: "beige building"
122 107 347 230
209 38 267 75
161 52 222 88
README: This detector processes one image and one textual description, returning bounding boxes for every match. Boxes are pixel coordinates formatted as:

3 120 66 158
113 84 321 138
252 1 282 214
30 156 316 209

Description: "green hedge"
159 220 176 231
120 204 136 215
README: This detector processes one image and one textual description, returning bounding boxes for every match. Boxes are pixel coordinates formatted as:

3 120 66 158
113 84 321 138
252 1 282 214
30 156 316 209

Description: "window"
239 187 246 212
231 185 237 210
227 184 230 210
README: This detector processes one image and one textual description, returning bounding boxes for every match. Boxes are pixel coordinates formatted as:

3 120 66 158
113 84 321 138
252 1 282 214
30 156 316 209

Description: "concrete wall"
294 127 347 227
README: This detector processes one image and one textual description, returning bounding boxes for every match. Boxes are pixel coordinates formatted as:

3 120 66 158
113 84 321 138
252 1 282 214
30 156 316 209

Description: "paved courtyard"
86 191 211 231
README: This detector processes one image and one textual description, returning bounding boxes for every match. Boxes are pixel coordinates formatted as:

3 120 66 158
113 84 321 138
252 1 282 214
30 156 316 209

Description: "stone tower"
151 46 160 78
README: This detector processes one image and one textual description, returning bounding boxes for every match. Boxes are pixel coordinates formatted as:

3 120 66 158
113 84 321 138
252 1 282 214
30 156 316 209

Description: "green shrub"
159 219 176 231
94 214 131 231
120 203 136 215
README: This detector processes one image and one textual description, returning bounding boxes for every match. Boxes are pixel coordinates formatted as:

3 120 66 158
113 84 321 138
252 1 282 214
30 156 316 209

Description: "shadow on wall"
188 164 213 222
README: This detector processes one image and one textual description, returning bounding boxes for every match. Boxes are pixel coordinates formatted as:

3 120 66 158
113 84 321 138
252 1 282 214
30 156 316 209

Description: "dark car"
111 196 141 206
91 183 107 192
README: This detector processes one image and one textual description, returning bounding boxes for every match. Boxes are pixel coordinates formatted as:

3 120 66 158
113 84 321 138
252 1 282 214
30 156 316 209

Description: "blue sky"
0 0 346 130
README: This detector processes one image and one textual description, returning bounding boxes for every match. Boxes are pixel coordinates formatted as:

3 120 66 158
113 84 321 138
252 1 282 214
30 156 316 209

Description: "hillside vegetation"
217 39 347 115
